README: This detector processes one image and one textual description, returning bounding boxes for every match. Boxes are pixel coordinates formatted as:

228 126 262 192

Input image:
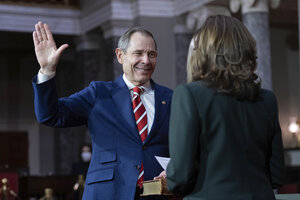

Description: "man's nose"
141 54 150 64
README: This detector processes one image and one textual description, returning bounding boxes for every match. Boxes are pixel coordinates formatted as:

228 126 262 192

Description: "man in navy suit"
32 22 172 200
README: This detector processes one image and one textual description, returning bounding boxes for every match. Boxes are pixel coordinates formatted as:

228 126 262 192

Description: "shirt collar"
122 74 152 93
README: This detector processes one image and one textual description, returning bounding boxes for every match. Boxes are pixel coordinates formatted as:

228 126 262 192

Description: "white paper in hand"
155 156 170 170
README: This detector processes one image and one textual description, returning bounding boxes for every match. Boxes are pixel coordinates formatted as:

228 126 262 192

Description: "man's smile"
134 66 152 72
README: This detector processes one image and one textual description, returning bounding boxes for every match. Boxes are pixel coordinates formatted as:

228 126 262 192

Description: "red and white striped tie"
132 86 148 188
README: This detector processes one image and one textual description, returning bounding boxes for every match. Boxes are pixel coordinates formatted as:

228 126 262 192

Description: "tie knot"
132 87 143 95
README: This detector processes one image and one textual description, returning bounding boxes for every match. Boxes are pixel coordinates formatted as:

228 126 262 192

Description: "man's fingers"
33 31 40 47
56 44 69 57
40 22 48 41
153 176 166 180
44 23 54 42
35 23 43 42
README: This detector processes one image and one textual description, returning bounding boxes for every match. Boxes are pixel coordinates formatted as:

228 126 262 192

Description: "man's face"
116 32 157 86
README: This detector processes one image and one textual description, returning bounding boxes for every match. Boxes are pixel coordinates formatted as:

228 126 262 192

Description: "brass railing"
0 0 79 8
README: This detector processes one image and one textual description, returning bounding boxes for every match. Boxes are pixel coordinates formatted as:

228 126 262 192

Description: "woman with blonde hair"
166 15 284 200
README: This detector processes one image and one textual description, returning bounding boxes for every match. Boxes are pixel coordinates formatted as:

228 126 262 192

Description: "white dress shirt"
37 71 155 134
37 70 55 84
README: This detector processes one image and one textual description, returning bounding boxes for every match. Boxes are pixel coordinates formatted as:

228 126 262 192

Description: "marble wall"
174 33 193 85
270 27 300 148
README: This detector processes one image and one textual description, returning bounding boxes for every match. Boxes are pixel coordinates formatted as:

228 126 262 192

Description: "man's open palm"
33 21 69 75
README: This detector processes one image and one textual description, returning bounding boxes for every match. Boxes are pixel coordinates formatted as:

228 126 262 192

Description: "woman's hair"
187 15 261 100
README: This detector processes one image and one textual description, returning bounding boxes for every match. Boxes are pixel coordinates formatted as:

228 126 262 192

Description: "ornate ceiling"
209 0 298 28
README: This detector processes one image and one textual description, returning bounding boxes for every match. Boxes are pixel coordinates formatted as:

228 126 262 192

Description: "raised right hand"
33 21 69 75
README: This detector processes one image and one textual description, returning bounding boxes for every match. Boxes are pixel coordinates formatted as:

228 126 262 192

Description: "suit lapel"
110 76 142 143
145 82 169 143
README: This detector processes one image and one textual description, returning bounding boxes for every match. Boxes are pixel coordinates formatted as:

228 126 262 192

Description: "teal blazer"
167 82 285 200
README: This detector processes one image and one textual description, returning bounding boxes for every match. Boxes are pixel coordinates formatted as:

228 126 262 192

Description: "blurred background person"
72 144 92 178
67 144 91 200
166 15 285 200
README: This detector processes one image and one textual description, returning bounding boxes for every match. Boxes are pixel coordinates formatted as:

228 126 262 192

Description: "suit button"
135 165 141 170
142 145 146 150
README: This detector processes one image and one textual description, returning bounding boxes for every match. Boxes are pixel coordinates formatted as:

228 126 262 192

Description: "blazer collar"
111 75 142 143
144 80 170 144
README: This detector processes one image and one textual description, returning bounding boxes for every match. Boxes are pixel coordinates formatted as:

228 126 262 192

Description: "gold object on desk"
39 188 55 200
73 174 85 200
140 178 182 199
73 174 85 191
0 178 18 200
0 178 9 200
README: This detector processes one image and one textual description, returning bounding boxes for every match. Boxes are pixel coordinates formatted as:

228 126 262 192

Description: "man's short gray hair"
118 26 157 53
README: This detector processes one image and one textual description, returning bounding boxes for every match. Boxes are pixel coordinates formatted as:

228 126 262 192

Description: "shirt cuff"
37 70 55 84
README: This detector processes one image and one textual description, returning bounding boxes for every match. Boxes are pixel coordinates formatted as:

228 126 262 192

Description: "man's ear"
115 48 124 64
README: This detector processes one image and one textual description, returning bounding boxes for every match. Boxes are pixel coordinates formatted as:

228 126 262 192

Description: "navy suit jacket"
32 75 173 200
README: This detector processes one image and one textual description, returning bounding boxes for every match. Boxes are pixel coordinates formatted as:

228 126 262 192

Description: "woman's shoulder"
173 81 215 101
258 88 278 106
259 88 277 101
177 81 203 89
180 81 213 94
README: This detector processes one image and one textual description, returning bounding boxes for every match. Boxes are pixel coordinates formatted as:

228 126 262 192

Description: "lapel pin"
162 101 166 104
